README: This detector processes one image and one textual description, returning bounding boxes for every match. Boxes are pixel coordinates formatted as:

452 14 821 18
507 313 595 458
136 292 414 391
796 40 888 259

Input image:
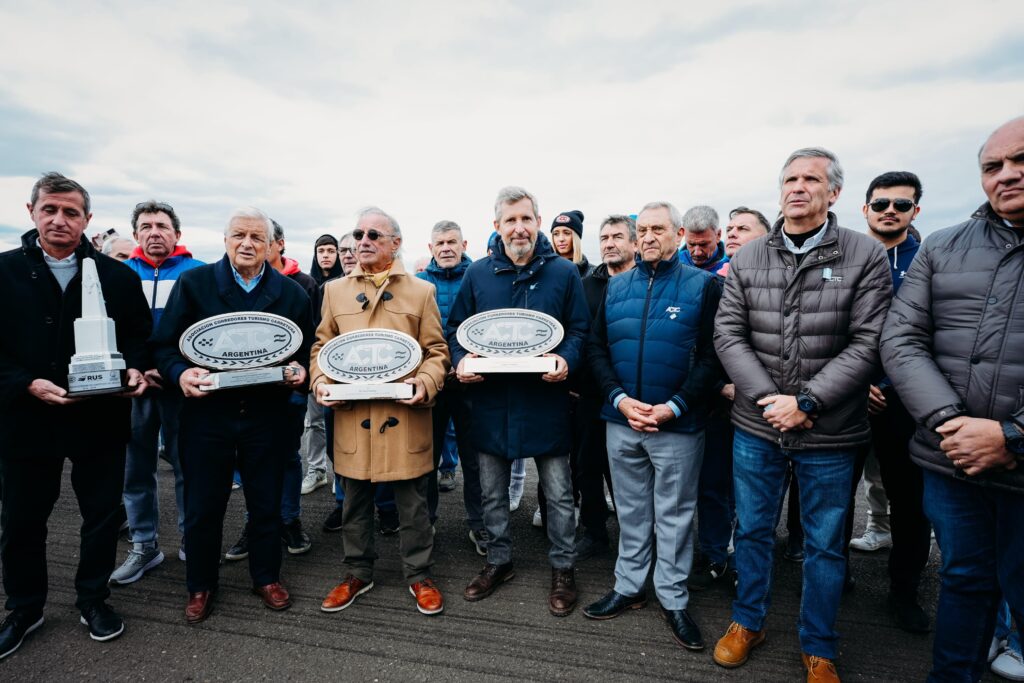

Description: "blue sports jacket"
416 254 471 329
125 245 205 327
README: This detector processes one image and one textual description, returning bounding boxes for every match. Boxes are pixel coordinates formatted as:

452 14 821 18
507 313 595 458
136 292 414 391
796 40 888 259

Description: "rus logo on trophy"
67 257 127 396
317 329 423 400
456 308 564 373
179 312 303 391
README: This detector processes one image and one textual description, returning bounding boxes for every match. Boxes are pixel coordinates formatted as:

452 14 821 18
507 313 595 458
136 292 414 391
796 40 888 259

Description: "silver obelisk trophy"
67 257 127 395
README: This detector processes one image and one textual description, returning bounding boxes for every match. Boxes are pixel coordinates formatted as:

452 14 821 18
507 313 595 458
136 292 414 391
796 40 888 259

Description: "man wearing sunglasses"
846 172 932 634
882 116 1024 682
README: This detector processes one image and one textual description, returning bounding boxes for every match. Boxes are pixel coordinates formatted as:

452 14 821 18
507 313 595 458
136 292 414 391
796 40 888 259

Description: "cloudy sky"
1 1 1022 265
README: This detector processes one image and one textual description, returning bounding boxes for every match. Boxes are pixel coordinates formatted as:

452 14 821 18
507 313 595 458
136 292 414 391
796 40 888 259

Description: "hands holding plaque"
455 309 566 378
315 329 424 403
178 312 305 394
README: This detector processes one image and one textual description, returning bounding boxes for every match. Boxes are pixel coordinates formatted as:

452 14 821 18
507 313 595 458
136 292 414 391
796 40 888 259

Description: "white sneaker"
993 647 1024 681
301 469 329 495
991 637 1009 663
509 495 522 512
532 507 543 528
849 528 892 552
109 547 164 585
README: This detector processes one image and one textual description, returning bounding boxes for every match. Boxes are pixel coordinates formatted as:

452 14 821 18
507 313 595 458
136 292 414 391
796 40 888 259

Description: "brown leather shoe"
802 653 840 682
463 563 515 601
321 575 374 612
548 567 578 617
409 578 444 615
713 621 766 668
252 582 292 611
185 591 213 624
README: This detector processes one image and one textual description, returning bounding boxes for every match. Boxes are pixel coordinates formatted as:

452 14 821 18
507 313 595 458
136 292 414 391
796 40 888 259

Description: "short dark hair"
271 219 285 241
30 172 91 215
865 171 923 204
132 200 181 233
728 206 771 233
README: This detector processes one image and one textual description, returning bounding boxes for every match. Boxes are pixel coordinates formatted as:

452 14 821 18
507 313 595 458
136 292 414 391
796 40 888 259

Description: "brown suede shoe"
252 582 292 611
549 567 578 617
802 653 840 682
185 591 213 624
463 563 515 601
713 621 766 668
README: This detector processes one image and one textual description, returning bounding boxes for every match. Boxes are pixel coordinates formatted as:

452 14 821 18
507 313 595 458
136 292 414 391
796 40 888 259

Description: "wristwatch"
1001 420 1024 455
796 390 819 414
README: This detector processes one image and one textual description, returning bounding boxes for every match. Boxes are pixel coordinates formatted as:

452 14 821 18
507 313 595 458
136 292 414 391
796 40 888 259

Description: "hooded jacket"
714 213 892 450
881 204 1024 493
310 234 343 286
884 231 920 294
125 245 204 327
446 232 591 460
416 253 472 329
679 241 729 276
587 252 721 434
0 231 152 452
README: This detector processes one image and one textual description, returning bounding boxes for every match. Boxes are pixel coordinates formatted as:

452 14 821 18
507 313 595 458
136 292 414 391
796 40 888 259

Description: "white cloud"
0 0 1021 262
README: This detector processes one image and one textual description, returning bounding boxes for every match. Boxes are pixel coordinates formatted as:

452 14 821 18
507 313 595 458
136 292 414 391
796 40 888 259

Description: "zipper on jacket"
635 272 655 401
150 266 160 312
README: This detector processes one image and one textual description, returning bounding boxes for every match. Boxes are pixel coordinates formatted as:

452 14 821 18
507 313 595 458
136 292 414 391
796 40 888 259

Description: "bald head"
979 116 1024 225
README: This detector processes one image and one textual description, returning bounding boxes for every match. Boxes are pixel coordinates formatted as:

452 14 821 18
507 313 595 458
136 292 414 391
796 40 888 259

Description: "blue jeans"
922 469 1024 683
731 428 855 659
441 419 459 474
697 413 734 565
479 452 576 568
509 458 526 501
124 390 185 548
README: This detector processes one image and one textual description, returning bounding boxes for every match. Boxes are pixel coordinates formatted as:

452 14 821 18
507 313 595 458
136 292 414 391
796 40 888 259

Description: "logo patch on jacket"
822 267 843 283
666 305 680 319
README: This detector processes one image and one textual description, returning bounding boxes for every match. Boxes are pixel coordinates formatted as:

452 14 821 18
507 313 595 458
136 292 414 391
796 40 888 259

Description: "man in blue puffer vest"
449 186 590 616
110 201 204 585
583 200 722 653
416 220 485 554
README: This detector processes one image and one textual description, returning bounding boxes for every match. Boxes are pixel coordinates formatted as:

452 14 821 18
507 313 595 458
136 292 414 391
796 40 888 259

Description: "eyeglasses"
352 229 392 242
869 198 916 213
338 247 354 255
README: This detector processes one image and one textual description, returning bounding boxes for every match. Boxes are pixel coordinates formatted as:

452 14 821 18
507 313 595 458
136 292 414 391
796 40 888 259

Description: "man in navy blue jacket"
416 221 483 550
449 186 590 616
583 201 721 652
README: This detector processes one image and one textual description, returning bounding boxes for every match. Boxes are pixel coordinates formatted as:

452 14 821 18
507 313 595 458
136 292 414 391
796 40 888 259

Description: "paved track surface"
0 459 997 681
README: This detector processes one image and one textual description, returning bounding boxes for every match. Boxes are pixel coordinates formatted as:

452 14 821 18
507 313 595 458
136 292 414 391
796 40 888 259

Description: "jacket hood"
310 242 343 285
128 244 194 268
425 253 472 278
279 256 302 276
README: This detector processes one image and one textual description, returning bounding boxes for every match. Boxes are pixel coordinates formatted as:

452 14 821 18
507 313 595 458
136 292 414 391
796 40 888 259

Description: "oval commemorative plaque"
180 312 303 370
317 329 423 384
456 308 564 358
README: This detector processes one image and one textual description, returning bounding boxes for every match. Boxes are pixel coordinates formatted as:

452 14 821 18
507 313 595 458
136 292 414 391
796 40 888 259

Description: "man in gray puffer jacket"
880 116 1024 683
712 147 892 683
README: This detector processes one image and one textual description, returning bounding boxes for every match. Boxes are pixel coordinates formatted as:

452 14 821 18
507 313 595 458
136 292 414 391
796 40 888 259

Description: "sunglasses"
352 229 392 241
869 198 916 213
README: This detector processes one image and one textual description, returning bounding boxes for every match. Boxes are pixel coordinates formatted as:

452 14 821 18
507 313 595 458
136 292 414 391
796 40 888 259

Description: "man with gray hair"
448 186 590 615
679 205 729 275
151 207 314 624
712 148 892 682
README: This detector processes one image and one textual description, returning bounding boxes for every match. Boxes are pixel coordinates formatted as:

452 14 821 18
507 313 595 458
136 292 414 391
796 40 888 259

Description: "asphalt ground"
0 457 998 682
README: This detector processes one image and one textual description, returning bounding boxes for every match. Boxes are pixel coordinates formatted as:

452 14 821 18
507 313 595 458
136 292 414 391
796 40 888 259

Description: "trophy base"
200 367 288 392
67 369 126 396
463 357 556 374
323 383 414 400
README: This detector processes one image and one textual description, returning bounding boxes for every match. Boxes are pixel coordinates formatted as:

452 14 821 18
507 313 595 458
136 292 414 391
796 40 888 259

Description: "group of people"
0 115 1022 683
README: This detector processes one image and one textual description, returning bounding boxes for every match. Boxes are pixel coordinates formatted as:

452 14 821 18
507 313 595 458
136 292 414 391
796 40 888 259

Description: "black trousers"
1 446 126 612
844 387 931 594
179 401 288 593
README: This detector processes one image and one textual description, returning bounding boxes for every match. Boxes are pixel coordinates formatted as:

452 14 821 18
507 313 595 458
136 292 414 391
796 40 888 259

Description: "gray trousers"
300 393 328 475
606 422 704 610
340 474 433 584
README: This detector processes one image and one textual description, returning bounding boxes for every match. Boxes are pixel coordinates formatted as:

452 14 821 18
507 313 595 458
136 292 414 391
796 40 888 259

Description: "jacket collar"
972 203 1024 237
214 254 283 311
490 231 557 274
20 229 96 263
128 244 193 268
425 253 472 279
679 241 727 271
766 212 840 253
637 250 681 278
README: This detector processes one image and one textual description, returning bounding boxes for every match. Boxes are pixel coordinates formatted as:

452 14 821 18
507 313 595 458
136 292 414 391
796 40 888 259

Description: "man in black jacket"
0 173 151 659
151 207 314 624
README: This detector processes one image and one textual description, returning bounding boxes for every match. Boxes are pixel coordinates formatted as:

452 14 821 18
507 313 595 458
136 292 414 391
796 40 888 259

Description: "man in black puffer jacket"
712 147 892 682
881 116 1024 683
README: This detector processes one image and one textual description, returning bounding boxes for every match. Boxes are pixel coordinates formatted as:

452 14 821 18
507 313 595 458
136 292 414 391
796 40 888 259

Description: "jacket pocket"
405 408 432 454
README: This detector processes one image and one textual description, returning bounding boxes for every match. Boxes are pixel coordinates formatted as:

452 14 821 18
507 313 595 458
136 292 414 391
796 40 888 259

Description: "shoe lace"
553 569 574 587
807 656 837 678
415 578 439 594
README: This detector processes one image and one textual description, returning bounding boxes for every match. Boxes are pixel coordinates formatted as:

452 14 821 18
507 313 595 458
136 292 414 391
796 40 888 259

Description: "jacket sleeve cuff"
924 404 966 431
668 395 687 417
167 361 190 389
610 389 626 410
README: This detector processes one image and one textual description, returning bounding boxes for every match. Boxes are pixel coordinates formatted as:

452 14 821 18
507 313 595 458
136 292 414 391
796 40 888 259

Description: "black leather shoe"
888 592 930 633
583 590 647 620
662 608 705 651
0 609 44 660
79 603 125 642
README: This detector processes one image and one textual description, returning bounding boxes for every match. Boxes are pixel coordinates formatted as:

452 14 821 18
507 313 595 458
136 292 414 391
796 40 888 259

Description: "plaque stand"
322 383 414 401
199 367 289 392
68 258 126 396
463 356 556 374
